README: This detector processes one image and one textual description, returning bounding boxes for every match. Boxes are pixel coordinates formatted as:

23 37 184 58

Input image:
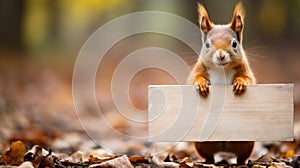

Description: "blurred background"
0 0 300 154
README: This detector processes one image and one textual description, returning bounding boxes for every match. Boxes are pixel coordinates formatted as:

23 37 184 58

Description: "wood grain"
148 84 294 142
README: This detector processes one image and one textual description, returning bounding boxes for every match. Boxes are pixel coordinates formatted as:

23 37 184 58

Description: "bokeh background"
0 0 300 154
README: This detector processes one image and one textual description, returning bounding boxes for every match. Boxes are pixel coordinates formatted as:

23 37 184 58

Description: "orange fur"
212 38 231 49
230 1 245 42
197 3 213 33
192 58 210 97
192 2 256 165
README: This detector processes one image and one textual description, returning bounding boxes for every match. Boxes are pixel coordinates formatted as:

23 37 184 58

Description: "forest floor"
0 50 299 167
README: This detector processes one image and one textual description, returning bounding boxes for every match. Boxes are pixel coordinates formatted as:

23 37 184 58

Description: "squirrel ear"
197 3 213 34
230 1 245 42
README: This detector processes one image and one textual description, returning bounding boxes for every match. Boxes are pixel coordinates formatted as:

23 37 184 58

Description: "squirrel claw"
195 78 209 97
233 77 249 95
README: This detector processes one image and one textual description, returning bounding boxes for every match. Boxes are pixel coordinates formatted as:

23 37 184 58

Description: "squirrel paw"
195 77 209 97
233 77 249 95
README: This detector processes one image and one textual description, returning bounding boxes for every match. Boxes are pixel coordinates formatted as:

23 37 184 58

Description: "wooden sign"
148 84 294 142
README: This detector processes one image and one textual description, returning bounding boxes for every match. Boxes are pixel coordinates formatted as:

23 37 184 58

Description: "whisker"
246 52 267 58
244 37 262 49
246 53 269 69
245 45 270 51
247 58 264 68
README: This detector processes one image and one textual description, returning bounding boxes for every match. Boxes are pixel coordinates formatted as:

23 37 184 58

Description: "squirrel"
187 2 256 165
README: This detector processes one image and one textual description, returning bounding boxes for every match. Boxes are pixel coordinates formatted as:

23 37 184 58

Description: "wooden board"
148 84 294 142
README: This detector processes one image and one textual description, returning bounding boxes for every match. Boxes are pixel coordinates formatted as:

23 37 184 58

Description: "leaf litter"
0 58 300 168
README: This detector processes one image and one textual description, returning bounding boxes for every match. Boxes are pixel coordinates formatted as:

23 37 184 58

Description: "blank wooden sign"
148 84 294 142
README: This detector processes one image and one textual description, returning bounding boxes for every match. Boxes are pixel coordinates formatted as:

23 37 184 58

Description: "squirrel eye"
205 41 210 48
232 40 238 48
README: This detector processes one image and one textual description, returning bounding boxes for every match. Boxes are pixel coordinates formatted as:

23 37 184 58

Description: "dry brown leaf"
88 155 99 163
164 152 178 162
282 150 294 159
85 148 114 162
152 156 179 168
67 151 83 163
179 161 192 168
38 149 55 168
128 155 150 164
252 165 267 168
192 162 218 168
24 145 45 167
179 157 193 168
269 162 288 168
0 141 28 166
252 154 275 166
88 154 120 164
290 156 300 168
18 161 34 168
88 155 133 168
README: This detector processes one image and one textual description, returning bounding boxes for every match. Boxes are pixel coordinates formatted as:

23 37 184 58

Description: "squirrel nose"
218 55 225 61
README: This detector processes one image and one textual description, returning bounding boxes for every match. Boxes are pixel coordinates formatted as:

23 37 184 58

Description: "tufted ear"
230 1 245 42
197 3 213 34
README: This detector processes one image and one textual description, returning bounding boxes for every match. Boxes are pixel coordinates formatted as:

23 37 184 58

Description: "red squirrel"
188 2 256 164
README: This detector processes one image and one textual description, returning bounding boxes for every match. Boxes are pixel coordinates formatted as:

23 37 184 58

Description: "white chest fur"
208 67 235 85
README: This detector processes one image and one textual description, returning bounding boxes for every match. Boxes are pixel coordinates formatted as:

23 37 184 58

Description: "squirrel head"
197 2 246 68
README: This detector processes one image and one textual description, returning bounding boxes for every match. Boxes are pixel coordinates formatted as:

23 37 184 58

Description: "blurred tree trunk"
48 0 60 41
0 0 24 52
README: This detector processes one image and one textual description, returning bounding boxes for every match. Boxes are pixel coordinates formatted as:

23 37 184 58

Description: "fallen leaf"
290 156 300 168
252 154 275 166
38 149 55 168
18 161 34 168
85 148 114 162
88 154 120 163
282 150 294 159
179 157 193 168
193 162 218 168
252 165 267 168
89 155 133 168
24 145 45 167
152 156 179 168
179 161 192 168
62 151 83 163
128 155 150 164
164 152 179 163
269 162 287 168
0 141 28 166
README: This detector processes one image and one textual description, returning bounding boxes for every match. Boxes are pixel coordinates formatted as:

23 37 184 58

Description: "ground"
0 50 299 167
